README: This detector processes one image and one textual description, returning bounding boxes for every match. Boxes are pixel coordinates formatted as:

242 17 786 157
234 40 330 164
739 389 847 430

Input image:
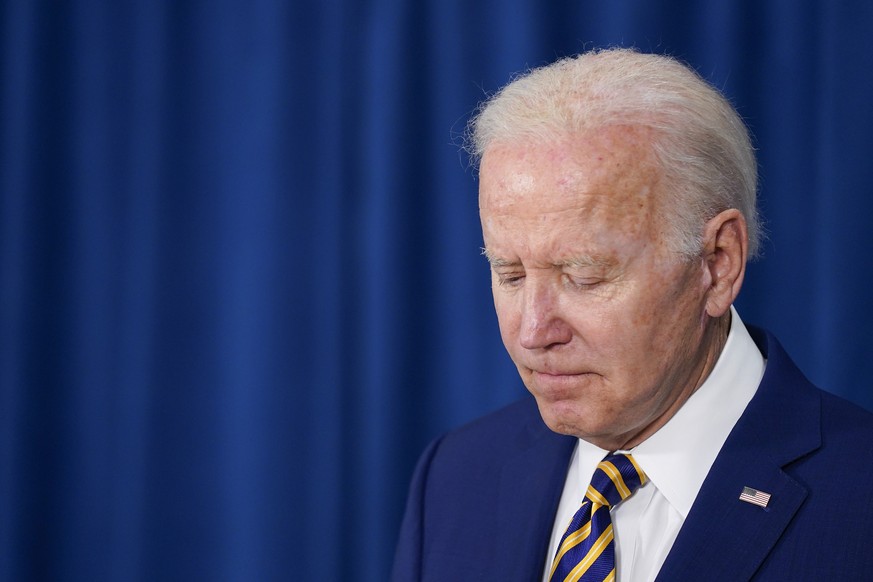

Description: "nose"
518 279 572 350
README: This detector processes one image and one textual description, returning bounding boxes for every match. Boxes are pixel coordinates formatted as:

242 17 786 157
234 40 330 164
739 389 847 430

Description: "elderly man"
392 49 873 582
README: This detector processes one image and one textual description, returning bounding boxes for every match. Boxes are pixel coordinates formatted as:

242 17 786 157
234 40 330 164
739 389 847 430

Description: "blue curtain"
2 1 872 580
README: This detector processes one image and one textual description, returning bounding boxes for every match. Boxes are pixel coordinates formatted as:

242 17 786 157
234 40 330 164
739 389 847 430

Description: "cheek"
626 260 705 321
623 276 708 369
566 279 693 370
564 286 641 342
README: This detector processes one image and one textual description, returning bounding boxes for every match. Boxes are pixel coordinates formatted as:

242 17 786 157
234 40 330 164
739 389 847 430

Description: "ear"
701 209 748 318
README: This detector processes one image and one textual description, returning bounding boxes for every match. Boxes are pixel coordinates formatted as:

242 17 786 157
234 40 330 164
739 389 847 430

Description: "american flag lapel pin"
739 486 771 508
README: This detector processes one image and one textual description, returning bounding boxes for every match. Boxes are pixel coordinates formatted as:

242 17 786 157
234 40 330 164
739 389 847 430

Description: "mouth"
528 369 596 395
532 370 587 381
529 365 589 378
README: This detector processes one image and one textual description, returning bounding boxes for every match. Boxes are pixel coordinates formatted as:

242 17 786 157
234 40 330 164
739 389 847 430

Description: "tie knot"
585 453 647 508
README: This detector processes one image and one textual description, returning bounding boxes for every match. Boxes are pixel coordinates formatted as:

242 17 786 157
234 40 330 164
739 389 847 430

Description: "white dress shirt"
542 307 765 582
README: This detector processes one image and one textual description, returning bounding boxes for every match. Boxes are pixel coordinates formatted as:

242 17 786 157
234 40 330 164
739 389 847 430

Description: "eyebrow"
481 248 616 270
480 247 517 267
557 255 617 269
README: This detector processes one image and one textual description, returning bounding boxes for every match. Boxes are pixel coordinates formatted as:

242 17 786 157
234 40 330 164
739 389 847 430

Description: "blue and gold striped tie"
548 453 647 582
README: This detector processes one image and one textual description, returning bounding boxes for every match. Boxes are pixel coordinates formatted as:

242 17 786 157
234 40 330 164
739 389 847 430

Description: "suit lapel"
656 328 821 582
491 407 576 581
654 414 811 581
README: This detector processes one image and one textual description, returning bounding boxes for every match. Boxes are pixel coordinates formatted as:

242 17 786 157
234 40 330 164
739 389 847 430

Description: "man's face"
479 126 716 450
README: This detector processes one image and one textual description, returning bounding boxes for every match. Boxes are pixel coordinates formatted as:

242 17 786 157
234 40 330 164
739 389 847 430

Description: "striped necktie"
548 453 647 582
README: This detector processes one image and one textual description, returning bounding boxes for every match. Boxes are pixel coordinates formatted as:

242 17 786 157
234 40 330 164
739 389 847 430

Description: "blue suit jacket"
392 328 873 581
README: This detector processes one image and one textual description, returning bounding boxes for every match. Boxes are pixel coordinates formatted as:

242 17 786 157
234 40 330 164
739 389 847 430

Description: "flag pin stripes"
739 486 771 508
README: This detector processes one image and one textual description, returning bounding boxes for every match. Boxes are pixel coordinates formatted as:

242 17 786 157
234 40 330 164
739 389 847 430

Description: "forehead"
478 126 665 255
479 125 662 214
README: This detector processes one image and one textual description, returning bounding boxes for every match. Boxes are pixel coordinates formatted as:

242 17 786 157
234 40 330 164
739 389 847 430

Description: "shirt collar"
574 306 765 518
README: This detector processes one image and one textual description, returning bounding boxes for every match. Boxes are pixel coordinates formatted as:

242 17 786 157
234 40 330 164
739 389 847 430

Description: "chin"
534 396 628 448
534 397 593 438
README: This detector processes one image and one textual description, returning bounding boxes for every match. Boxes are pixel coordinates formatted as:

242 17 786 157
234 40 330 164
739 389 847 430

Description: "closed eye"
563 274 603 289
495 271 525 287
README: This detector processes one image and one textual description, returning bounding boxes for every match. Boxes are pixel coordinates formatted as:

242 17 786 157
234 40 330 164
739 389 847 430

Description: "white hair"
467 48 761 259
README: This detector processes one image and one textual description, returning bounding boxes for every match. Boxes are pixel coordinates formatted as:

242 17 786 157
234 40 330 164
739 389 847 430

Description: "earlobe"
703 209 748 317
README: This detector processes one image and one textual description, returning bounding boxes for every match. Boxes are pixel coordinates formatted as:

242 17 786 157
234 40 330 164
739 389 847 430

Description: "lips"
533 369 584 377
528 367 591 377
528 369 595 395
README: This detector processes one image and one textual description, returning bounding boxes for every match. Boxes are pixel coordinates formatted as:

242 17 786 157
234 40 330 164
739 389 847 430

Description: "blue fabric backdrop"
2 1 872 580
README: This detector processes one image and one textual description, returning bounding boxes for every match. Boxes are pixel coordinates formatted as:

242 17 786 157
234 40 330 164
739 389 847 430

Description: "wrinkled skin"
479 126 746 451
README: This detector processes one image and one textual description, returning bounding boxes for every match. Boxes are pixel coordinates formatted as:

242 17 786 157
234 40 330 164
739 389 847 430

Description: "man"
392 49 873 581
